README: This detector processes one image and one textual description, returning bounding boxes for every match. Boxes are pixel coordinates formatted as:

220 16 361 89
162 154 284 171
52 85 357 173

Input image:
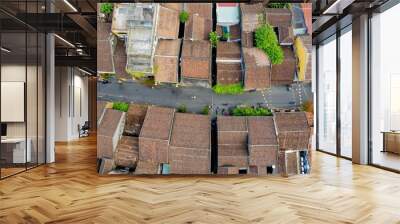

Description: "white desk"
1 138 31 163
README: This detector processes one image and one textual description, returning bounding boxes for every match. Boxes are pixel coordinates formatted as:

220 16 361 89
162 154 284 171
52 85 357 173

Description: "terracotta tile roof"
139 106 175 140
218 166 239 175
184 14 212 41
135 160 160 174
97 101 107 122
124 104 148 137
161 3 183 11
113 39 130 79
274 112 311 151
248 116 278 146
138 106 174 163
185 3 212 20
249 165 267 175
216 42 241 61
271 47 296 85
98 109 125 138
115 136 139 168
274 112 309 132
157 6 180 39
97 22 114 73
154 39 181 83
218 131 248 146
240 4 263 48
182 40 211 61
98 22 112 40
243 47 270 67
155 39 181 56
170 113 210 149
240 3 264 33
265 8 292 27
278 26 294 45
169 146 210 174
154 57 179 83
217 116 247 132
181 40 211 80
241 32 254 48
169 113 211 174
217 116 248 168
183 3 213 43
217 63 242 85
242 48 271 90
218 145 249 168
301 3 312 34
248 116 278 167
97 108 125 159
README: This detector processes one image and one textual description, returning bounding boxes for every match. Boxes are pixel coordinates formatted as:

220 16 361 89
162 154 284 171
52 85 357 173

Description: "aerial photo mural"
96 2 313 176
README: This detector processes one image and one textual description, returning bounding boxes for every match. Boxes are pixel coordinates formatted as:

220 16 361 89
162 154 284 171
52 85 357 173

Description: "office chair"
79 121 90 138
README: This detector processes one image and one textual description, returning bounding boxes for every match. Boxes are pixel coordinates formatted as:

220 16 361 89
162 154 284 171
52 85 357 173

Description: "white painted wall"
54 67 89 141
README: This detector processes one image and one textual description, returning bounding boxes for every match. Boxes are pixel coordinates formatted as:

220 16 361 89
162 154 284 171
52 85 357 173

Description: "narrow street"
98 79 312 113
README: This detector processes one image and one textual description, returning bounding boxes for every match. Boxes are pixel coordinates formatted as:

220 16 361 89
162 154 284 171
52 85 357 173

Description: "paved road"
98 79 312 113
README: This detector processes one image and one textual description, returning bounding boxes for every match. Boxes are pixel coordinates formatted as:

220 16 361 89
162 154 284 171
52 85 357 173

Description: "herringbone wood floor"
1 135 400 224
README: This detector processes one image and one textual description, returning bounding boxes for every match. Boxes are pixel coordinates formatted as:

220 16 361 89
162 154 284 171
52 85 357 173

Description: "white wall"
55 67 89 141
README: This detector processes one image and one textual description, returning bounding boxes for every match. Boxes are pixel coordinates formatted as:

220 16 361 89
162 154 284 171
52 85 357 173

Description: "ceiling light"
63 0 78 12
1 47 11 53
54 34 75 48
78 67 93 76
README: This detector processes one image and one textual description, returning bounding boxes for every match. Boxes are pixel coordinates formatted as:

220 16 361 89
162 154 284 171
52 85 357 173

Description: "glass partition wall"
339 27 352 159
317 35 337 155
316 26 353 159
370 3 400 171
0 2 47 179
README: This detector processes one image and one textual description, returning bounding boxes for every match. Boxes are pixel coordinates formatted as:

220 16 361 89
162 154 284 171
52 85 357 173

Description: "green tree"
179 11 189 23
209 31 219 48
213 84 244 95
254 24 284 64
177 104 187 113
201 105 210 115
100 3 113 15
112 102 129 112
231 106 272 116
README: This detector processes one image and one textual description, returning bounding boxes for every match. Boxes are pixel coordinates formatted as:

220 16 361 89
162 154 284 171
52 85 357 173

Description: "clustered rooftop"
97 102 311 176
98 3 312 90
